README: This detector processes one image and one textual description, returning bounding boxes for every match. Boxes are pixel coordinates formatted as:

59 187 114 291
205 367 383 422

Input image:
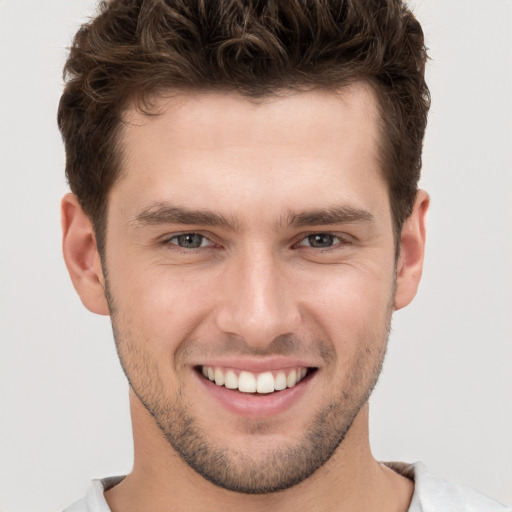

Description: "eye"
168 233 212 249
298 233 341 248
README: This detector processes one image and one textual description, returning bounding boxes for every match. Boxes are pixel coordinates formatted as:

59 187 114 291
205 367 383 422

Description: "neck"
104 391 413 512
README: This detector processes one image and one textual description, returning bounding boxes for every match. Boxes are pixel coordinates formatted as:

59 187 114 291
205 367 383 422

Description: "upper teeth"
201 366 308 394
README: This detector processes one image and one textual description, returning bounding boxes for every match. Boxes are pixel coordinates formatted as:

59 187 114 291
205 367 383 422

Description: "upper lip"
193 357 317 373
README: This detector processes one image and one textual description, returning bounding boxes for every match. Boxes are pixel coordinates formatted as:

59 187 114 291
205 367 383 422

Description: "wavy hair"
58 0 430 253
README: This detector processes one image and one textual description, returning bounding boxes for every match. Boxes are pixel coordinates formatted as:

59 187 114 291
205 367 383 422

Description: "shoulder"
388 461 511 512
62 476 125 512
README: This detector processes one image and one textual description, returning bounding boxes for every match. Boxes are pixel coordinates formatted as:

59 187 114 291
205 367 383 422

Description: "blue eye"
169 233 208 249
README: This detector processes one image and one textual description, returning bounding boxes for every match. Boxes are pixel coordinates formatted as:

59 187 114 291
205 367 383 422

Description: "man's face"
104 85 397 493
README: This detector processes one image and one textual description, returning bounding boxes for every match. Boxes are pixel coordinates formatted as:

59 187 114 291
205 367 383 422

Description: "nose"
215 246 301 348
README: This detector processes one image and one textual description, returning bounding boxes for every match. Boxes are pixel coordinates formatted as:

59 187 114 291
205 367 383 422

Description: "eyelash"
296 233 348 250
163 232 216 251
161 232 351 252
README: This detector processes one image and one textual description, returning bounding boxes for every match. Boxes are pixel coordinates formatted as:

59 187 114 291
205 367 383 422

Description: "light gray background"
1 1 511 511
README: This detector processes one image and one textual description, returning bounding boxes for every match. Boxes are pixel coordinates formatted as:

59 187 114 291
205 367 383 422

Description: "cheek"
301 264 395 345
110 262 219 346
107 243 395 356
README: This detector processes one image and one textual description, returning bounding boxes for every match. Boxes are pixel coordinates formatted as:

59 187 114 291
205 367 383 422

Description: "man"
58 1 509 511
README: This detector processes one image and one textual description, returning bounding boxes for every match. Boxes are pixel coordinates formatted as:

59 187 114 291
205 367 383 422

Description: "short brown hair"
58 0 430 254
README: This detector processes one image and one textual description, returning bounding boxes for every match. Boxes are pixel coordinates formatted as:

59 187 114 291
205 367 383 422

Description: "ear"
61 193 110 315
394 190 430 311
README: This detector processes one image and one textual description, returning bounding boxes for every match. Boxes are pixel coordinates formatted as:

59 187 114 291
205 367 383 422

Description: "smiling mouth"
197 365 316 394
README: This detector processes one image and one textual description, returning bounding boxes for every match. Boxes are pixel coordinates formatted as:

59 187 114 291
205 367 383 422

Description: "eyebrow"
285 205 374 228
131 204 241 231
130 203 374 231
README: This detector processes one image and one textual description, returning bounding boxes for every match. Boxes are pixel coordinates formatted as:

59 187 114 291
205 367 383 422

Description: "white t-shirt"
63 462 511 512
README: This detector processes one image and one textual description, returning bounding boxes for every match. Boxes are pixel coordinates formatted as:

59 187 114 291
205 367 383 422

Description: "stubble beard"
105 279 392 494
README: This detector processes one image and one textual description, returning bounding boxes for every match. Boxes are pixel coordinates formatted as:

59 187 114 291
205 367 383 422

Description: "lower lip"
196 370 314 418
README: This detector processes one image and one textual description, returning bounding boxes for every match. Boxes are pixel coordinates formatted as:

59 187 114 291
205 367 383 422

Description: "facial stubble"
105 277 392 494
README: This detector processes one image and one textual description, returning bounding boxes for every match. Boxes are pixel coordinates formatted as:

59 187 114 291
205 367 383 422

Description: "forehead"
122 84 380 155
114 84 387 225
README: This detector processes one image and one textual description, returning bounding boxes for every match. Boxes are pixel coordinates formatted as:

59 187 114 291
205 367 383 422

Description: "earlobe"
394 190 430 311
61 193 110 316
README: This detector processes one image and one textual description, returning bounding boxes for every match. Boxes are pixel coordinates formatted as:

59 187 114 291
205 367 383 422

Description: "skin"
62 83 429 512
